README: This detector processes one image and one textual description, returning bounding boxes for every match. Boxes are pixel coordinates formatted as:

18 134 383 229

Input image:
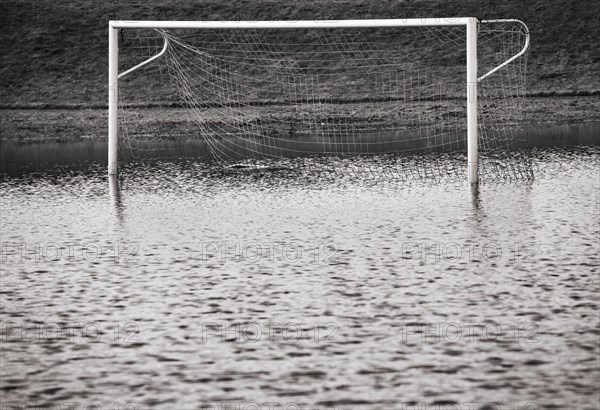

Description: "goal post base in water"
108 18 530 184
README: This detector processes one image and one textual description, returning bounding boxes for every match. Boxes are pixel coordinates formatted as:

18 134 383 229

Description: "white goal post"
108 18 530 183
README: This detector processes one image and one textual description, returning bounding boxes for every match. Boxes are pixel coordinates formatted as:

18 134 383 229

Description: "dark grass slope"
1 0 599 108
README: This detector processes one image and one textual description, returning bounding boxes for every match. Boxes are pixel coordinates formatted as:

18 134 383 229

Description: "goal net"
114 20 530 180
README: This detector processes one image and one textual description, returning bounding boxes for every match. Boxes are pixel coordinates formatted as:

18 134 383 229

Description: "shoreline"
2 90 600 111
1 95 599 143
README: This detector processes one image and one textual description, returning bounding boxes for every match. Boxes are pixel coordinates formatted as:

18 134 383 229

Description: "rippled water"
1 146 599 409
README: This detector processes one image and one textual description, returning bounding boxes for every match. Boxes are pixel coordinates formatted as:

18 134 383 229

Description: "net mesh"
116 20 530 180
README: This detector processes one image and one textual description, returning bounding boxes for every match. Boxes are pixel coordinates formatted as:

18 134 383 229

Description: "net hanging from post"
117 21 530 180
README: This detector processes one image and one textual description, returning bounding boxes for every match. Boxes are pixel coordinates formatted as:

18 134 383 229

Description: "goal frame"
108 18 529 184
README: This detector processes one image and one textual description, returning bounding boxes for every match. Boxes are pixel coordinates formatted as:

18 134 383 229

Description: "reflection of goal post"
108 18 529 183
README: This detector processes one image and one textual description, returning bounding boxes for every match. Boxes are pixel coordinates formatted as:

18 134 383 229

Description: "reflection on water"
109 174 124 225
0 143 599 408
1 122 598 176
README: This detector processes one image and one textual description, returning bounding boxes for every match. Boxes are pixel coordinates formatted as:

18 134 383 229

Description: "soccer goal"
108 18 530 182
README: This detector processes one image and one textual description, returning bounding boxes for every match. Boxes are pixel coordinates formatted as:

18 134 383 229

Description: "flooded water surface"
0 142 599 409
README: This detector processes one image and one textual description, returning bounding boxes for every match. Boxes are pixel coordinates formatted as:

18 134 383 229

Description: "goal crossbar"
109 18 473 29
108 18 529 183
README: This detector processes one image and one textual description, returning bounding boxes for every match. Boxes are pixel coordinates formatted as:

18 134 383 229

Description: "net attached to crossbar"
116 21 530 180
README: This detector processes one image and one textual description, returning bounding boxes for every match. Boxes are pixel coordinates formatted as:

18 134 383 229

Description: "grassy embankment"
1 0 599 141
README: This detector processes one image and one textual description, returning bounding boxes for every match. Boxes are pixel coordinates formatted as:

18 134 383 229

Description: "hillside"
1 0 599 108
